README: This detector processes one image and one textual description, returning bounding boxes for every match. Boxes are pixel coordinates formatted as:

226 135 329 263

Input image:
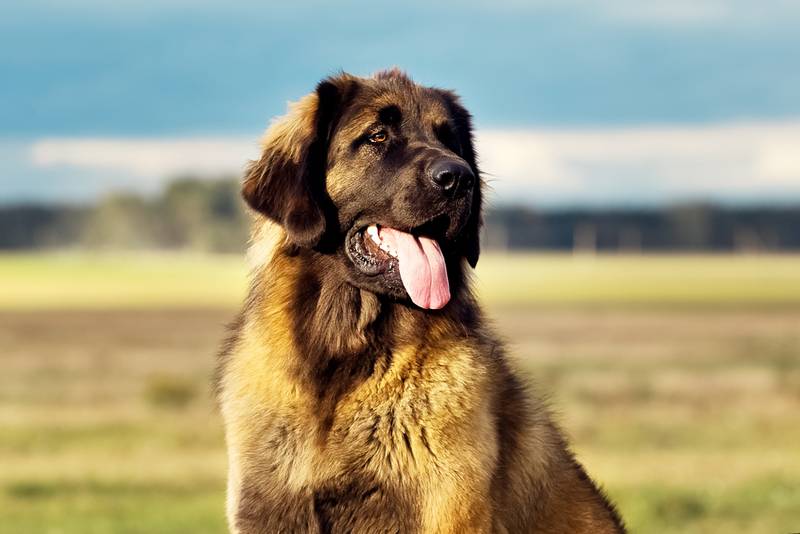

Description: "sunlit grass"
474 253 800 306
2 252 800 309
0 252 248 310
2 478 226 534
1 254 799 533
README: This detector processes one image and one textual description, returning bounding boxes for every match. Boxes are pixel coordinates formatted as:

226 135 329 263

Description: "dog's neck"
247 221 476 356
256 244 473 355
247 229 478 434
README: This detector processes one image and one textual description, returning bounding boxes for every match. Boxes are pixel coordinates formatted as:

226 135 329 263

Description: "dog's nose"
429 160 475 197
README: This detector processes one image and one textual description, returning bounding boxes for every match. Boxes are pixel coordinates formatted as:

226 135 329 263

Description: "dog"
216 69 625 533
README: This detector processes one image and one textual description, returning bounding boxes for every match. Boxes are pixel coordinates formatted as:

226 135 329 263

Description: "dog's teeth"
367 225 382 246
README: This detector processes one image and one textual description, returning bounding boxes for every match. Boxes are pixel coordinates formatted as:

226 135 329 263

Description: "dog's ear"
242 78 349 248
438 89 483 268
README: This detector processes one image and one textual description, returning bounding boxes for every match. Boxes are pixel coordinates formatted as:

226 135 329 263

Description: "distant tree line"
483 205 800 252
0 177 249 252
1 177 799 252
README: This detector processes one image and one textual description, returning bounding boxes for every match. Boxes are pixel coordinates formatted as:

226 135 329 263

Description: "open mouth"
346 221 451 310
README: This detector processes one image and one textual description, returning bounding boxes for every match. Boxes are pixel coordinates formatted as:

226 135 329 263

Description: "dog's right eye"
368 131 388 144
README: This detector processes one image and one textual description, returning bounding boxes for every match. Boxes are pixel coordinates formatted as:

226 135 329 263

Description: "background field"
1 253 799 533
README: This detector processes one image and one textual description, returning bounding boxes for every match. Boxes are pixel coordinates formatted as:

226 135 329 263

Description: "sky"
3 0 800 206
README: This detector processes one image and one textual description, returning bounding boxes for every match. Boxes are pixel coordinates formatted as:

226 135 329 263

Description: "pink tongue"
379 227 450 309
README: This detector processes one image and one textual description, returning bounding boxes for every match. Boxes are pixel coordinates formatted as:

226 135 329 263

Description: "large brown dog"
216 69 625 533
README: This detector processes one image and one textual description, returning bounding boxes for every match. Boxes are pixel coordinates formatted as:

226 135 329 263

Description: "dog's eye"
368 131 387 144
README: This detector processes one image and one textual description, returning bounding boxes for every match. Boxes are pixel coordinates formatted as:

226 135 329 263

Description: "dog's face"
242 70 482 310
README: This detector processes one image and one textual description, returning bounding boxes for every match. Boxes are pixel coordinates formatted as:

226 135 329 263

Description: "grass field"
2 252 800 309
1 253 799 533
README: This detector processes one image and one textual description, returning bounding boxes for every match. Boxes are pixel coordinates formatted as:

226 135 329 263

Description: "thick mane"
217 71 626 534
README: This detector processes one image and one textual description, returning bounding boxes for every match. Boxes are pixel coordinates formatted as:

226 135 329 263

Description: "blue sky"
3 1 800 205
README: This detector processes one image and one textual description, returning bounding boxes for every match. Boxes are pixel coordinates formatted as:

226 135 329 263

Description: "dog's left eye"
368 131 388 144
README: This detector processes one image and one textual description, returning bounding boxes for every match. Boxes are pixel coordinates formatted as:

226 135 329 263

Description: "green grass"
1 253 799 533
3 479 226 534
0 252 247 310
2 252 800 310
474 253 800 306
613 476 800 534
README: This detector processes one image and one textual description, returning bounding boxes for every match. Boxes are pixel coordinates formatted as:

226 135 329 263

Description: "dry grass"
1 306 798 533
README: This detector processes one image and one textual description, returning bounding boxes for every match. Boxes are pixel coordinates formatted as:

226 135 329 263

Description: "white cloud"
23 120 800 206
31 137 257 182
476 121 800 205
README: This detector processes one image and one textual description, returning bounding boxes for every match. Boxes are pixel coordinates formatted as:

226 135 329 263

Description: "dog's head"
243 70 482 310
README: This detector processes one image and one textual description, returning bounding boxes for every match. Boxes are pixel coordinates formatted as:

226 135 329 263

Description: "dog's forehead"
339 83 451 134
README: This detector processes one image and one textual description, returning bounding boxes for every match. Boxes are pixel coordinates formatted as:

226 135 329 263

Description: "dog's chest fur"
223 324 497 532
219 250 626 533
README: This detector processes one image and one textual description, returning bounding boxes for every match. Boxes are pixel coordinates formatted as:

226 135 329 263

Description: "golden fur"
217 71 624 533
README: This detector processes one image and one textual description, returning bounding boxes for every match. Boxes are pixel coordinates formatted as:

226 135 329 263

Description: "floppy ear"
242 80 344 248
439 89 483 268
